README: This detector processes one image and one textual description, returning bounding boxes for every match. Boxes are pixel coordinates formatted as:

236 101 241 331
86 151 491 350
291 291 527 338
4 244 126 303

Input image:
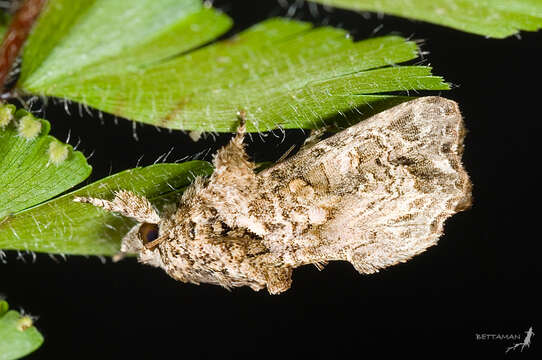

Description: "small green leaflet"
310 0 542 38
0 106 91 218
0 300 44 360
17 0 449 132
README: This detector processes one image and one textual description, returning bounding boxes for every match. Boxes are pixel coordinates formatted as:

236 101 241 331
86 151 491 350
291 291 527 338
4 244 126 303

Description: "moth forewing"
257 96 471 273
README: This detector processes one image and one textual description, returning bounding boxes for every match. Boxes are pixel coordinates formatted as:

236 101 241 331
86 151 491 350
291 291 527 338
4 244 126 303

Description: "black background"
2 0 541 358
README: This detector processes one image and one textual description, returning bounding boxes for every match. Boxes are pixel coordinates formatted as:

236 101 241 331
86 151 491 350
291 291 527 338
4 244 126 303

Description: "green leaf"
0 161 213 255
17 1 448 132
18 0 231 88
0 301 44 360
310 0 542 38
0 104 91 218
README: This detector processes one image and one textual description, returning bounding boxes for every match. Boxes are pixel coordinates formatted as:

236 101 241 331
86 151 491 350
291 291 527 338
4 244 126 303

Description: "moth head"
128 202 181 267
73 191 166 266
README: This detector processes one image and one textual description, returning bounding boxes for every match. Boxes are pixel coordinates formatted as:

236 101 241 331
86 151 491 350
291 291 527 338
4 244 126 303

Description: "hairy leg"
210 111 256 186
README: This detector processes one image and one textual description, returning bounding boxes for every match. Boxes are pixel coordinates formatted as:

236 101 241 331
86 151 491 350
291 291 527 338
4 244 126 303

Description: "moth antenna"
74 190 160 224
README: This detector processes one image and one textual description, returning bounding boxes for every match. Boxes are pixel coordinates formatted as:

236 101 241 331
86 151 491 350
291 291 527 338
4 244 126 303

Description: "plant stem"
0 0 47 96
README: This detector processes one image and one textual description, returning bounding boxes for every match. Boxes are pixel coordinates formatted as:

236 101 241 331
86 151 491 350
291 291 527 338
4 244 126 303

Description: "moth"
74 96 471 294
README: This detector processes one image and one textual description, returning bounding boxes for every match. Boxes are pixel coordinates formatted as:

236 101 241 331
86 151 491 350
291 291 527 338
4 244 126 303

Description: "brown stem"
0 0 47 96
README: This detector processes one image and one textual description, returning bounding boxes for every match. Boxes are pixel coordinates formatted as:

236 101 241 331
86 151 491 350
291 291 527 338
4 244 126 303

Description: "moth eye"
139 223 159 244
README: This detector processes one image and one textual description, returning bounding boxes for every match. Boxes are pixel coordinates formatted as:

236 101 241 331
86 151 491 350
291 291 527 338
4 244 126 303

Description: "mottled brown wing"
260 97 471 273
